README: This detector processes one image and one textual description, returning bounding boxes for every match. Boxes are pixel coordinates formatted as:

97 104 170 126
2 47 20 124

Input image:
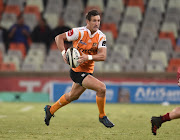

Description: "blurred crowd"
0 0 180 73
0 10 71 53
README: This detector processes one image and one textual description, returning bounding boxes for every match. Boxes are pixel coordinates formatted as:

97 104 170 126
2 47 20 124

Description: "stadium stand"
8 43 26 58
5 0 25 11
26 0 44 13
0 0 179 72
3 55 20 70
0 13 17 29
0 62 16 71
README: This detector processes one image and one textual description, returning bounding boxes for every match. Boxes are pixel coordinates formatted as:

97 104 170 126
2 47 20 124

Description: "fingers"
80 50 85 55
77 59 84 64
63 54 68 64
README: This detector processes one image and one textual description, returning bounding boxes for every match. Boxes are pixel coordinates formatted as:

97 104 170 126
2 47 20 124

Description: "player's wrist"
61 50 65 56
88 55 93 60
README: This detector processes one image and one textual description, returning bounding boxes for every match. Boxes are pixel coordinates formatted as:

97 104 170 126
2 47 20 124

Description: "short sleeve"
98 36 107 48
65 28 80 41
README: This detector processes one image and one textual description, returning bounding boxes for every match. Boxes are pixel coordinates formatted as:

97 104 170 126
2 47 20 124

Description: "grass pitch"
0 102 180 140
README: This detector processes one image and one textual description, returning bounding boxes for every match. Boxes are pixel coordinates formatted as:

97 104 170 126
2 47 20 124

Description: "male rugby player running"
151 70 180 135
44 10 114 128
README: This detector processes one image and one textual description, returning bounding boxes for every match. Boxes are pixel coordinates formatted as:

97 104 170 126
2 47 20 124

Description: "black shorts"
70 69 92 86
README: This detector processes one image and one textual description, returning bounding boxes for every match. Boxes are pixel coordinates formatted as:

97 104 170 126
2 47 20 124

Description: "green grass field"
0 102 180 140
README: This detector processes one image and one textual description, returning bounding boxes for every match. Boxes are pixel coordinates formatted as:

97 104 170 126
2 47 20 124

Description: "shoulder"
73 26 86 33
97 30 106 40
66 26 85 41
98 30 106 37
72 26 86 37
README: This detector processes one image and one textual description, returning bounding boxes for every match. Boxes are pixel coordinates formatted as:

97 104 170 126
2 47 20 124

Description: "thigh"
82 74 105 91
66 82 86 99
70 69 91 86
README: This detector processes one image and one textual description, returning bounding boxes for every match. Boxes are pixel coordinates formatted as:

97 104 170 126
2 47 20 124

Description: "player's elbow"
101 54 106 61
55 33 66 42
55 35 59 43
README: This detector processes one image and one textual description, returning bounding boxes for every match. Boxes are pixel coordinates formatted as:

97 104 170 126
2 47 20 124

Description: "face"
39 18 45 26
18 17 24 25
86 15 100 33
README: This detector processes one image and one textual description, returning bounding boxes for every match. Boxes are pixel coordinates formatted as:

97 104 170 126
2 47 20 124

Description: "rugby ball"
66 47 80 68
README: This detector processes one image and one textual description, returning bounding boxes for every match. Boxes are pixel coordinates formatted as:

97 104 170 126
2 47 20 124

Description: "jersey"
65 26 107 73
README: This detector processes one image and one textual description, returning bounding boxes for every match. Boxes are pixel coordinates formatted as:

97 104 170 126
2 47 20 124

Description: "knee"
173 107 180 115
97 83 106 97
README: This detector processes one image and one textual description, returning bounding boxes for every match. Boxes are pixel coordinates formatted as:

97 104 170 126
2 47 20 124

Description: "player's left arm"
78 47 106 64
89 47 107 61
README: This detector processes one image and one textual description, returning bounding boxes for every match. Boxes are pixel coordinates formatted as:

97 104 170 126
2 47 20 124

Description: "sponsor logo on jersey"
80 40 87 45
68 29 74 36
92 43 97 47
77 46 97 55
102 41 106 46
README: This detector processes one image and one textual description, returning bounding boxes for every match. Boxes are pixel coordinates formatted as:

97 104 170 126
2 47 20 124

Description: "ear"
86 19 89 25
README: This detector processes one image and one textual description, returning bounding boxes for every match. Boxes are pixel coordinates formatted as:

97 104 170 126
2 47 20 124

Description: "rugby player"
44 10 114 128
151 68 180 135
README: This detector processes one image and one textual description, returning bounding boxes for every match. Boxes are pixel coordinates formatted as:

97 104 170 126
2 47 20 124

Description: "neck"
86 26 96 34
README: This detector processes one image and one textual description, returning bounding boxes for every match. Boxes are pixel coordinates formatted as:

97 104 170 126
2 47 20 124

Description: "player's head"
86 10 100 33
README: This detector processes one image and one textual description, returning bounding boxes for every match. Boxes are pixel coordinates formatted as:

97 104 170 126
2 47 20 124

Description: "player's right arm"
55 28 80 63
55 32 67 63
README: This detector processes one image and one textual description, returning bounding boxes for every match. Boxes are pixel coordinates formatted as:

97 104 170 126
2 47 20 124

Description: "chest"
77 32 99 54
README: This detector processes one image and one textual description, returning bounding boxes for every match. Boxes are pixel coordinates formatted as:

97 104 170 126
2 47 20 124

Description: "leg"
82 75 106 117
50 82 86 114
82 74 106 97
151 107 180 135
82 75 114 128
65 82 86 102
169 107 180 119
44 82 86 126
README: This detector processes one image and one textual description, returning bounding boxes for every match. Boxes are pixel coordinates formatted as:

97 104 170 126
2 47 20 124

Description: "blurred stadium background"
0 0 179 103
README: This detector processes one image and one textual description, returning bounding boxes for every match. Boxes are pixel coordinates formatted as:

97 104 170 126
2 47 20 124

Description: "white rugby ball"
66 47 80 68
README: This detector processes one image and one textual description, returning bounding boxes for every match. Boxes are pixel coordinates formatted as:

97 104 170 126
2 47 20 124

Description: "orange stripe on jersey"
73 31 81 48
72 29 100 73
99 36 105 42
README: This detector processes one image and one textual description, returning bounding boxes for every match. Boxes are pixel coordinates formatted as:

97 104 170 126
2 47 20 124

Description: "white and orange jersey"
65 26 107 73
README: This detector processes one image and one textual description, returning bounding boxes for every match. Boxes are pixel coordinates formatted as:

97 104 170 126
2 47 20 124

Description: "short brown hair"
86 10 100 21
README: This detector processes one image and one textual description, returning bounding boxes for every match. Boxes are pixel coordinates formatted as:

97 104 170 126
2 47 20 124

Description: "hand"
22 29 29 36
63 53 68 64
12 27 17 32
78 51 88 64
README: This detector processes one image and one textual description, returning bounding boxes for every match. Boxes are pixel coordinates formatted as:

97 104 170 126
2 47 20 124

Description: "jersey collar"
85 26 98 38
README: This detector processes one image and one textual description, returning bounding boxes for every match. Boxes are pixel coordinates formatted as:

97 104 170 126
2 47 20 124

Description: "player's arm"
91 47 107 61
55 33 67 52
78 47 106 64
78 37 107 63
55 29 79 63
55 33 68 63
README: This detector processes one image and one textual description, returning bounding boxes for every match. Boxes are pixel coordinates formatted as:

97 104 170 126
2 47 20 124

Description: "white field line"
0 115 7 118
20 106 34 112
